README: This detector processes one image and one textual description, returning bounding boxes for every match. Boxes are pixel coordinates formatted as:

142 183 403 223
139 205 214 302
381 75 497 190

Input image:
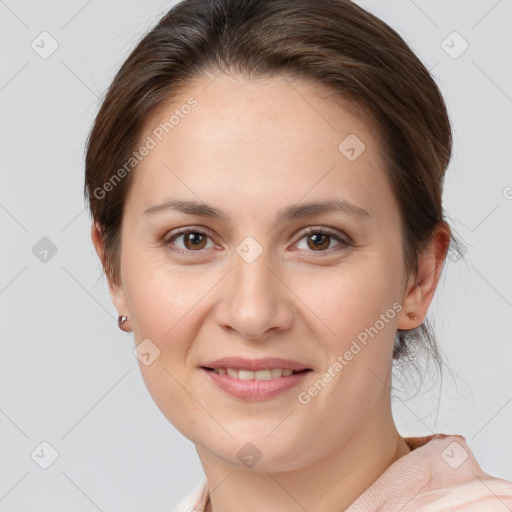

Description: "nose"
214 247 293 340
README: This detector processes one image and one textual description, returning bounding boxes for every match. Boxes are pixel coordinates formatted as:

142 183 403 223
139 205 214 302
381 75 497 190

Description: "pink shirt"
171 434 512 511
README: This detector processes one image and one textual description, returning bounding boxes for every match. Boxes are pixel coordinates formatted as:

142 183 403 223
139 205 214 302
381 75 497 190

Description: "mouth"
199 356 313 399
200 358 313 400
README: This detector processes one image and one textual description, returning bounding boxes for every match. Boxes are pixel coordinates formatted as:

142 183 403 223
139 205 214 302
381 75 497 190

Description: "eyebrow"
143 198 371 222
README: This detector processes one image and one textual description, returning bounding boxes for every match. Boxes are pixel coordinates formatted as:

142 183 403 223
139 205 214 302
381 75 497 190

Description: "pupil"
186 232 205 249
309 233 329 250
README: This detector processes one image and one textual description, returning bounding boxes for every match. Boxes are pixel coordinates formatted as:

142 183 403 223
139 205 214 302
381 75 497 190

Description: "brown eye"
164 229 215 254
296 228 348 253
306 233 331 251
183 232 207 250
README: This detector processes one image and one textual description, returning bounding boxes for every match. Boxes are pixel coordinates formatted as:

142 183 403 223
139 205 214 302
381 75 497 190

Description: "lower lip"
201 368 312 400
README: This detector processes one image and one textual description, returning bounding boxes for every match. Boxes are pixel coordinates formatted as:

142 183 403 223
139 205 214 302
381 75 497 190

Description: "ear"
90 222 128 317
397 222 451 330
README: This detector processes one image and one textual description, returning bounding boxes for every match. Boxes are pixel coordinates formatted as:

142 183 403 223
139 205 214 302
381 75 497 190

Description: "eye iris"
184 232 207 250
307 233 330 250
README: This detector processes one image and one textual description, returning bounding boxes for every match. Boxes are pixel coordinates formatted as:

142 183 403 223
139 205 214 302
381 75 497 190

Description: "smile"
201 367 312 400
208 367 305 380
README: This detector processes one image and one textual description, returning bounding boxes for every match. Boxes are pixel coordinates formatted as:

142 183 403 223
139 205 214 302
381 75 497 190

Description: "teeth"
255 370 271 380
212 368 298 380
238 370 255 381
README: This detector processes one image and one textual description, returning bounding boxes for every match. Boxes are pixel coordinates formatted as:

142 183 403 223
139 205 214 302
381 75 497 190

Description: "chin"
201 431 317 473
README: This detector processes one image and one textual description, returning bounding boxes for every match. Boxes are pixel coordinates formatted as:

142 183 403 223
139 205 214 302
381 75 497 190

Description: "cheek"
122 241 213 339
289 255 402 345
121 260 216 439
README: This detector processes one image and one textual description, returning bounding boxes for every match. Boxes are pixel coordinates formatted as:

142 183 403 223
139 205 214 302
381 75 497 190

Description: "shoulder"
346 434 512 512
170 477 209 512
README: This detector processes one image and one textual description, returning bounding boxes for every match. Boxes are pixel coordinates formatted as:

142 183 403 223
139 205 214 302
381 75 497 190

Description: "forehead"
127 73 392 220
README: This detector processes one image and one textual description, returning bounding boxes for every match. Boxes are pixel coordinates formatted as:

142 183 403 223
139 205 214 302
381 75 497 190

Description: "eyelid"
162 226 219 253
297 226 350 245
162 225 350 255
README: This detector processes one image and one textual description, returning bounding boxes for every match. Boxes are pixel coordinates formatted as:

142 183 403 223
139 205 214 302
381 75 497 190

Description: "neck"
197 407 411 512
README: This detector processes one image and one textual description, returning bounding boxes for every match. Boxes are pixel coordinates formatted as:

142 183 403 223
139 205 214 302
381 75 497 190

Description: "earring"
118 315 130 332
407 311 419 321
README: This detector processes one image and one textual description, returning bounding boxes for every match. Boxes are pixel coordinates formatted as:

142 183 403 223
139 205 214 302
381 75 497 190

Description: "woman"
85 0 512 510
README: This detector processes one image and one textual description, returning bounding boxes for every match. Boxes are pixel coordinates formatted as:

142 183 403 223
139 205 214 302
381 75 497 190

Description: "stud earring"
118 315 130 332
407 311 419 321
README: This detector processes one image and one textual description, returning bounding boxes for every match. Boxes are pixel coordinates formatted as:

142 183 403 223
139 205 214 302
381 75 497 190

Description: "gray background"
1 0 511 510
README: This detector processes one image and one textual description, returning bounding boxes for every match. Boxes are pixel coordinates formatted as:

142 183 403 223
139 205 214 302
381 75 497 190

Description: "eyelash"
162 226 350 256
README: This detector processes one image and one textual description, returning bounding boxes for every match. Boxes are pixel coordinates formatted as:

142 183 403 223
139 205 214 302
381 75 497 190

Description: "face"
99 73 422 471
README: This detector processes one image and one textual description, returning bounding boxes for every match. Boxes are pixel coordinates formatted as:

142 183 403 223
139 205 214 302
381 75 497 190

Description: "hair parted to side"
84 0 465 369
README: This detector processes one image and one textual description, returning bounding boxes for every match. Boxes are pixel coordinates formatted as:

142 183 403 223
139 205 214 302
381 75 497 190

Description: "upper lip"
202 357 311 372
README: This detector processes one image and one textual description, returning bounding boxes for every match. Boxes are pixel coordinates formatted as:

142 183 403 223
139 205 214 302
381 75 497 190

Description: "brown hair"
84 0 464 367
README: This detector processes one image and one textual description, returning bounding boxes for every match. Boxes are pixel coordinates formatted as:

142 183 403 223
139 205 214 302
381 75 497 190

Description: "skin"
92 72 450 512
